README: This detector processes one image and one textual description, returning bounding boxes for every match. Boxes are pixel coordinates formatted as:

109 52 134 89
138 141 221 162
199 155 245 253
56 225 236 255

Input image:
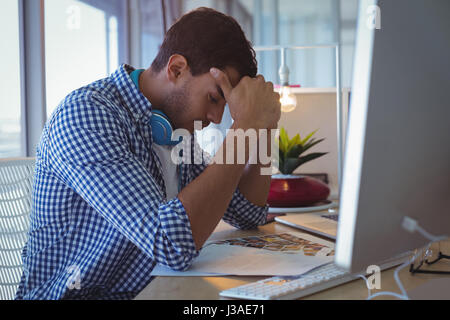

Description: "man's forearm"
177 122 250 250
238 129 273 207
238 163 271 207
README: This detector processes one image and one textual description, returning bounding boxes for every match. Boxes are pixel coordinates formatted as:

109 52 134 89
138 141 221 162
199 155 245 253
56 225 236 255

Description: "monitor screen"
335 0 450 273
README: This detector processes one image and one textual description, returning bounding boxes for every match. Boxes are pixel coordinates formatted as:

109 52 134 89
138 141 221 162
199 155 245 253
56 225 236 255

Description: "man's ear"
166 54 190 83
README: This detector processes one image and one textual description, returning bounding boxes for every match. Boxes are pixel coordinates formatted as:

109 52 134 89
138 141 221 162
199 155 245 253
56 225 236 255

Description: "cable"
402 216 448 243
415 224 448 243
356 274 372 297
365 248 425 300
360 217 447 300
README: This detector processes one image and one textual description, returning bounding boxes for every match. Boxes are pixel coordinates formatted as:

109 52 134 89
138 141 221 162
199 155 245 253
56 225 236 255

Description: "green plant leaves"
279 127 290 154
300 129 318 145
286 144 304 158
298 152 328 166
303 138 325 153
279 153 328 174
280 158 303 175
277 127 328 174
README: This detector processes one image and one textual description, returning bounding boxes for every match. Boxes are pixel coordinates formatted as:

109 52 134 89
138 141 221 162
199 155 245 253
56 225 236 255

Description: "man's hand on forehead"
210 67 280 130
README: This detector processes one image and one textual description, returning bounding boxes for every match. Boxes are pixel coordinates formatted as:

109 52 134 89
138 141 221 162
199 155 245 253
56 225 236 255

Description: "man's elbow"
161 251 198 272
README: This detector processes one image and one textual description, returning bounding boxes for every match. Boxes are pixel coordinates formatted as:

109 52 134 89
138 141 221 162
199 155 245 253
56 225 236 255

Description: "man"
16 7 280 299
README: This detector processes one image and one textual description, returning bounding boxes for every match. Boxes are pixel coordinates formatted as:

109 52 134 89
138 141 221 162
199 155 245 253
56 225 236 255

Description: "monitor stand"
407 278 450 299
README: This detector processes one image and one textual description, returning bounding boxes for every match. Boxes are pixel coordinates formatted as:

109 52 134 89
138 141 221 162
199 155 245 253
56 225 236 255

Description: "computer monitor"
335 0 450 273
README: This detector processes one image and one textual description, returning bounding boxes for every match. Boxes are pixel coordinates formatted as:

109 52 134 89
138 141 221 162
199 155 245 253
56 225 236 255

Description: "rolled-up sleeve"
47 96 198 271
221 187 268 229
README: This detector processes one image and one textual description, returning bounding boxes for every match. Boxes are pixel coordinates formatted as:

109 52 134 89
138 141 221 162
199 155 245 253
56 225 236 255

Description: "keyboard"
220 253 411 300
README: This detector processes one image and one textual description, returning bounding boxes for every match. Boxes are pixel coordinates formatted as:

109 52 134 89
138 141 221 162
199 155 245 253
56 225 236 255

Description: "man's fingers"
210 68 233 100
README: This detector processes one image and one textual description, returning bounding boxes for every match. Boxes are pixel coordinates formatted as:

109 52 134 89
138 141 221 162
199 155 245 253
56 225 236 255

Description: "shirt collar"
110 64 153 122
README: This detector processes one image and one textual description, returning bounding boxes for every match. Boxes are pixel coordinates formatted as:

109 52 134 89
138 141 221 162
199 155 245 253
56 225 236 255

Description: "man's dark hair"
151 7 257 78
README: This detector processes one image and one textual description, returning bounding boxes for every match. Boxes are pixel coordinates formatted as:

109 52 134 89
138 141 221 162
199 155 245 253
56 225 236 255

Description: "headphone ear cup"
151 110 177 145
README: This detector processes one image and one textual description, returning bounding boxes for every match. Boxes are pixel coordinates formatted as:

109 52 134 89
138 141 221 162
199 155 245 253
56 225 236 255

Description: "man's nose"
207 103 226 124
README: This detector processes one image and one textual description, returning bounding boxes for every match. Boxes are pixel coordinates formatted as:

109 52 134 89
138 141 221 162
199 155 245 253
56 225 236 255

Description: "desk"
135 217 450 300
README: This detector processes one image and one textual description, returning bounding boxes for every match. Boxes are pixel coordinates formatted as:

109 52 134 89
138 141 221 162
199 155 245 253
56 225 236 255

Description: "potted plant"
268 127 330 207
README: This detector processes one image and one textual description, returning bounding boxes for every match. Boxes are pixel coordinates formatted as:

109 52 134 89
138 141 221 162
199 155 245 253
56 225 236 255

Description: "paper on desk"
151 264 228 277
151 232 334 276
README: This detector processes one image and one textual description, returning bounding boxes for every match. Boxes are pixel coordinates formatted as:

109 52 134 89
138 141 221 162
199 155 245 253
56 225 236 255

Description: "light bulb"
279 86 297 112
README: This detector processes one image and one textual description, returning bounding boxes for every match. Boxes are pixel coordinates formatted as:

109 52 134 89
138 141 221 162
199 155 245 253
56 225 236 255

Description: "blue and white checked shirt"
16 64 268 300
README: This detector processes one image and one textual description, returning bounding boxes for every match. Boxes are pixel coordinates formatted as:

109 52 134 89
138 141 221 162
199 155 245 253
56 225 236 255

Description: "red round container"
267 174 330 207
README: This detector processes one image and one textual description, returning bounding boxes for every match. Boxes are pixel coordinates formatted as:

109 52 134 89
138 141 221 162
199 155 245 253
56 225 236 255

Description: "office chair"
0 158 35 300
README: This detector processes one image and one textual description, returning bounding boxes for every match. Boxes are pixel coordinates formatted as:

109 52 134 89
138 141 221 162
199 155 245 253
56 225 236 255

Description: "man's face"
161 66 241 133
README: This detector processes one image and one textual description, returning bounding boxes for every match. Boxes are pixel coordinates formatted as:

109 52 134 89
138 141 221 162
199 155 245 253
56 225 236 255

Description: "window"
0 0 127 159
2 0 357 159
0 0 22 157
44 0 125 117
181 0 358 88
138 0 165 68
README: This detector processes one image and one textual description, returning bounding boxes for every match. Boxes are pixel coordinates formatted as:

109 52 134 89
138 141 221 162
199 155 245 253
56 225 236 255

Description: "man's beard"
159 82 192 131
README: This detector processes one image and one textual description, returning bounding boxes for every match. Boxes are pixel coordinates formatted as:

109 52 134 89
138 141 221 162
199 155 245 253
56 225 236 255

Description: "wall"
277 89 349 198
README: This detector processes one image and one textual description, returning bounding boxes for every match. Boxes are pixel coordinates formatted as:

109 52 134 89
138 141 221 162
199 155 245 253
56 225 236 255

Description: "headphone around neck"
130 69 181 146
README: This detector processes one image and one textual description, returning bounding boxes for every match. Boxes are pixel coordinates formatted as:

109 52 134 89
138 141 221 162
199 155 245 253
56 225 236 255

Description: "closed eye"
216 85 224 100
208 93 218 104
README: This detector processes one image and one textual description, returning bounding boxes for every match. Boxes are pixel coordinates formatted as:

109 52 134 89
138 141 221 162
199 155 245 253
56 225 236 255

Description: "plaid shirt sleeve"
47 93 198 271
